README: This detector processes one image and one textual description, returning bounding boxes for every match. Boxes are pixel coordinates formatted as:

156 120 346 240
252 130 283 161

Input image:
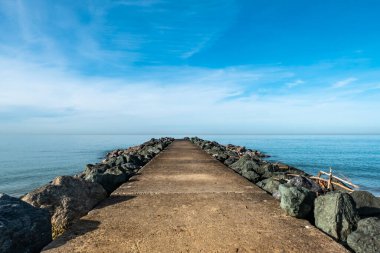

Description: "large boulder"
288 176 323 193
0 193 52 253
347 217 380 253
84 165 130 193
350 191 380 217
22 176 107 238
256 178 281 194
241 169 261 183
314 192 359 242
230 155 261 175
124 154 144 166
224 156 238 166
279 184 316 218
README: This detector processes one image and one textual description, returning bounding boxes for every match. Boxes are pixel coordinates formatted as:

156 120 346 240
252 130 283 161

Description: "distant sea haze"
0 134 379 197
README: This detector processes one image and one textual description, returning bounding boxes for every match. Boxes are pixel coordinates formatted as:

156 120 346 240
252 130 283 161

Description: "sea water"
0 134 379 197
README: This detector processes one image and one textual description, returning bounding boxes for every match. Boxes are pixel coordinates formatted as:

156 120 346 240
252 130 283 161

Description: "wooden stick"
285 173 302 177
331 175 359 188
327 167 332 190
332 182 355 192
318 170 359 188
310 177 354 192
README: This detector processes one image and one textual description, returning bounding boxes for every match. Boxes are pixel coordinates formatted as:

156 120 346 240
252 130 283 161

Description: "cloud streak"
1 55 379 134
332 77 358 88
0 1 379 134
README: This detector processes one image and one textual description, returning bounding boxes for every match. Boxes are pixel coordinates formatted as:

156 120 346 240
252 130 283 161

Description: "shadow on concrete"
95 194 136 209
42 195 136 251
42 219 101 251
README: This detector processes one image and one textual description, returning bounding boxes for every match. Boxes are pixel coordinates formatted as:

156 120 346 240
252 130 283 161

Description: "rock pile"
23 137 173 239
189 137 380 253
0 137 174 252
22 176 107 238
0 193 52 253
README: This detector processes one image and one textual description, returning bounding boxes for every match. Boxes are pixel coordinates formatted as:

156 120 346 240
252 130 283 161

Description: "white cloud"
0 57 379 134
332 77 357 88
286 79 304 88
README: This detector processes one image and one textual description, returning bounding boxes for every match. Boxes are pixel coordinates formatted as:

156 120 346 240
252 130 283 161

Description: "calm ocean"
0 135 379 197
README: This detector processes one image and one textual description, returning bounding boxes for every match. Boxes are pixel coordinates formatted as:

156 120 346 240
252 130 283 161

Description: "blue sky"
0 0 379 134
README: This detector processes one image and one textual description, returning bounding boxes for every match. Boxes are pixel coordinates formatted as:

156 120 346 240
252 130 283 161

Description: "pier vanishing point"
42 140 348 253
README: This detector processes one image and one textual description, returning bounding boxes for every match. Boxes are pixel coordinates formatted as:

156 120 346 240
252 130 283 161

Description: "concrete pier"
43 140 347 252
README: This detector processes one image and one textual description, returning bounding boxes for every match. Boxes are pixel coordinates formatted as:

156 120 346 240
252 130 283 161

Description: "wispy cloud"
0 55 379 134
0 1 379 134
0 0 237 72
332 77 358 88
286 79 304 88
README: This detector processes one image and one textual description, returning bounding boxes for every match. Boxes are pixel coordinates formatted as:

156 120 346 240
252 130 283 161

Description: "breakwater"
0 137 174 253
0 137 379 253
189 137 380 253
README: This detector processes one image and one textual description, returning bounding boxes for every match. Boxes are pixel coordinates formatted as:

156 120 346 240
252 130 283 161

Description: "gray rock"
85 165 129 193
124 154 143 166
147 146 161 155
22 176 107 238
84 163 109 175
261 171 287 180
350 191 380 217
347 217 380 253
0 193 52 253
226 150 238 157
104 157 117 167
213 152 228 162
224 156 238 166
279 184 316 218
314 192 359 242
241 169 261 183
230 155 261 175
115 155 126 166
288 176 323 193
256 178 281 194
121 162 140 172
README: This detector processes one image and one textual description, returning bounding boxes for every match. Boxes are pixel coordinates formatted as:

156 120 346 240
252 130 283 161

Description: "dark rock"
212 152 228 162
288 176 323 193
0 193 52 253
84 163 109 175
85 165 129 193
104 157 117 167
121 162 140 172
230 155 260 175
314 192 359 242
256 178 282 194
115 155 126 166
279 184 316 218
350 191 380 217
22 176 107 238
147 146 161 155
261 171 287 180
236 146 246 153
241 169 261 183
224 156 238 166
226 150 238 157
347 217 380 253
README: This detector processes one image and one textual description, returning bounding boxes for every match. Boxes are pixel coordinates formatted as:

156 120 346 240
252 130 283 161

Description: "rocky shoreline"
188 137 380 253
0 137 174 253
0 137 379 253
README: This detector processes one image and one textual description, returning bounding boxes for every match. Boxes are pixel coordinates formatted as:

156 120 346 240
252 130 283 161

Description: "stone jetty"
1 137 379 252
41 140 347 252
